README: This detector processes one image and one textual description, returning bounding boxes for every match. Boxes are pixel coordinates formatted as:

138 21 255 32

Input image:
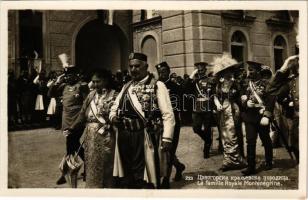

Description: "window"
273 35 287 71
141 35 158 74
231 31 247 63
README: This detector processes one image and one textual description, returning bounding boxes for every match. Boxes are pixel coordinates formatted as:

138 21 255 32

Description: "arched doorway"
75 19 128 78
141 35 158 75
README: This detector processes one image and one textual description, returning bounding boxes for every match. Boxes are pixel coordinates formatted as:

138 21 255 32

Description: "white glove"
260 117 269 126
189 69 199 79
280 55 299 73
216 104 223 111
247 100 255 108
214 96 223 111
63 129 72 137
56 74 65 84
241 95 248 102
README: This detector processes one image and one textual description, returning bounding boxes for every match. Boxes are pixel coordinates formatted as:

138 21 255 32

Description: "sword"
271 120 295 160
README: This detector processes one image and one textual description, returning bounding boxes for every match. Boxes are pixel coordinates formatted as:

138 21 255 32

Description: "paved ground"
8 126 298 189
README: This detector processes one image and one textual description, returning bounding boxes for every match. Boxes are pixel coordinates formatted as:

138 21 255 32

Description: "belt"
121 117 144 132
87 118 100 123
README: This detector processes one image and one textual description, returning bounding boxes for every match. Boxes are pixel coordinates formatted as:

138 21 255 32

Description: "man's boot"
173 158 185 181
56 175 66 185
242 145 256 176
264 143 273 171
203 143 211 159
160 177 170 189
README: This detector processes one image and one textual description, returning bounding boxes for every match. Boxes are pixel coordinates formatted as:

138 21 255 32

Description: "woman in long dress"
67 69 117 188
212 54 247 171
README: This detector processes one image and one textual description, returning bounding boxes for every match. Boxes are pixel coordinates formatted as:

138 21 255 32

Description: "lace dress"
84 90 116 188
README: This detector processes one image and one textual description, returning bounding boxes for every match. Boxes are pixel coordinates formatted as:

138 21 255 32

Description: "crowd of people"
8 50 299 189
7 61 192 131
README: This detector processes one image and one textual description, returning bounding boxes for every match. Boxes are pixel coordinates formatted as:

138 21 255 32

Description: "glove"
161 141 173 152
214 96 223 111
241 95 248 102
289 101 294 107
280 55 299 73
63 128 72 137
216 104 223 111
55 74 65 84
247 100 255 108
189 69 199 79
260 117 270 126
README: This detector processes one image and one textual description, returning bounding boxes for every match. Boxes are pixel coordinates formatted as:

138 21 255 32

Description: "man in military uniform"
184 62 215 158
110 53 175 189
267 55 299 164
241 61 275 176
155 61 186 188
51 53 89 184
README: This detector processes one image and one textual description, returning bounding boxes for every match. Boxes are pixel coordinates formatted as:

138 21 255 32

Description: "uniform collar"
132 74 149 85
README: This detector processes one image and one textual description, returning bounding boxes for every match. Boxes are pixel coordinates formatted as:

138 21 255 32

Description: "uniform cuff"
162 137 172 143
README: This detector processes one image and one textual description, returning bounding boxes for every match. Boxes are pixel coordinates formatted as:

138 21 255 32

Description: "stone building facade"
8 10 298 77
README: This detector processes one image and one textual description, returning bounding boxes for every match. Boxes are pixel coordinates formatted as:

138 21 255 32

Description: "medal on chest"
132 83 158 111
68 85 77 92
196 79 210 100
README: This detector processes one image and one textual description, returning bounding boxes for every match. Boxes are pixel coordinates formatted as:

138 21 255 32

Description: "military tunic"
185 74 215 156
51 81 89 156
241 78 274 169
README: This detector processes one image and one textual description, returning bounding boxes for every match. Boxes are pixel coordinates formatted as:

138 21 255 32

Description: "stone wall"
8 10 132 76
8 10 298 77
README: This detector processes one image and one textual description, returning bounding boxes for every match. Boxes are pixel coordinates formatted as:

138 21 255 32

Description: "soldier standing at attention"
155 61 186 188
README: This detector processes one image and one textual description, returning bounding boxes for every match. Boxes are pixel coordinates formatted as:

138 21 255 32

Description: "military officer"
267 55 299 164
184 62 215 158
155 61 186 188
110 53 175 189
241 61 275 176
51 53 89 185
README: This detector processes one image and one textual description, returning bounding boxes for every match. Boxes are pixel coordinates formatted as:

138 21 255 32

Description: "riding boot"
173 158 185 181
242 145 256 176
203 143 211 159
264 143 273 170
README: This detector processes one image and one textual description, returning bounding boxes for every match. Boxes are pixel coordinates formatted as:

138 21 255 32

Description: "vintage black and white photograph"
1 1 307 197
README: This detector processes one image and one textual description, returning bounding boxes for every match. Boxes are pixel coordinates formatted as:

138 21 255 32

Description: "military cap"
64 65 79 75
170 72 177 78
129 52 147 62
194 62 208 67
155 61 170 70
260 65 273 76
246 61 263 71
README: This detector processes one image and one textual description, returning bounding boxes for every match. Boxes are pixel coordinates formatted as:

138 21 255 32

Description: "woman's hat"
212 53 241 76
